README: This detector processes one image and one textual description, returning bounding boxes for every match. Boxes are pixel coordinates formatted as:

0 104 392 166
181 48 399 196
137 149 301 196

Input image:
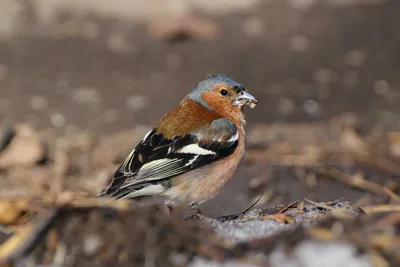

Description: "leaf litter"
0 121 398 266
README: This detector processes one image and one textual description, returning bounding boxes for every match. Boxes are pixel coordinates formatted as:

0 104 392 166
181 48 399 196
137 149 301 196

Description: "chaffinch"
99 74 257 213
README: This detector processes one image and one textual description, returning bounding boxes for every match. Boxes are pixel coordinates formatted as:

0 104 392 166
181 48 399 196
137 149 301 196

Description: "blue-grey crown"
188 74 246 109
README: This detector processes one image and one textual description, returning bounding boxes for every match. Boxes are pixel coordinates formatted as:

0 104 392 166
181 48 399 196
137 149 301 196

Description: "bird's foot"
160 201 175 215
191 203 203 216
184 204 204 220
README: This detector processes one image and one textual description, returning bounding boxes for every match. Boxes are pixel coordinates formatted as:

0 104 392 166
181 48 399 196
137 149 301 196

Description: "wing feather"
100 118 238 198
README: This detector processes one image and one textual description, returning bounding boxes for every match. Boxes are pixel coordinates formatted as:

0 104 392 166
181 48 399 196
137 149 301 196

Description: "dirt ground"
0 0 399 266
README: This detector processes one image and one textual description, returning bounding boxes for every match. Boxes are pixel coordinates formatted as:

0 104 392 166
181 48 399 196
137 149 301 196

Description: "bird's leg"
190 203 203 216
166 202 174 212
161 200 174 215
183 203 204 220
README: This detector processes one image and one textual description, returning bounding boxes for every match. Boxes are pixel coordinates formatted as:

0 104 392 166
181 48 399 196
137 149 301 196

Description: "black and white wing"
99 118 239 199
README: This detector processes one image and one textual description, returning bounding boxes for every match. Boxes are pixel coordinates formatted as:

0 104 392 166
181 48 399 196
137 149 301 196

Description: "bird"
99 73 257 214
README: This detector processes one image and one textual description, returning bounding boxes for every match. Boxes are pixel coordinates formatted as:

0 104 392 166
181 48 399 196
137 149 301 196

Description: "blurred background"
0 0 399 216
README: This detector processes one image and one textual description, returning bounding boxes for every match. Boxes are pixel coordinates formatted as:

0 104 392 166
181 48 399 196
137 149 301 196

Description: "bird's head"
188 74 257 122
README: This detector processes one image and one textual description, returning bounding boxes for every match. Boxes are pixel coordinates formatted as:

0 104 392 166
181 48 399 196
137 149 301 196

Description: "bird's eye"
220 89 228 96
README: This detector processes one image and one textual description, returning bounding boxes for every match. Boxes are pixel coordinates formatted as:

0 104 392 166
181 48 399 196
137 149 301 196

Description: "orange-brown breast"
157 99 222 139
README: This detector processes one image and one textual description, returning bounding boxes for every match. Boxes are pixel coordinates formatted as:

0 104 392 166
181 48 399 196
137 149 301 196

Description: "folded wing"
100 118 238 199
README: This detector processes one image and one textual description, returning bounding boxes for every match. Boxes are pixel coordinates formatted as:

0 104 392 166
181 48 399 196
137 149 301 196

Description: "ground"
0 0 399 266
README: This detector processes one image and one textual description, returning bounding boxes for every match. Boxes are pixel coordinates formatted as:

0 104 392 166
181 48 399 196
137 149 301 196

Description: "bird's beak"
234 91 257 108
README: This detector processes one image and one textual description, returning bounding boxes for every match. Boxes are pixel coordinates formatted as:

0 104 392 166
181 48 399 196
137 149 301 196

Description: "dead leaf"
0 199 29 225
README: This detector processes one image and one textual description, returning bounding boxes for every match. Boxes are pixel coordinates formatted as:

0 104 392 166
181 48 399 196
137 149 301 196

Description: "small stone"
29 96 48 110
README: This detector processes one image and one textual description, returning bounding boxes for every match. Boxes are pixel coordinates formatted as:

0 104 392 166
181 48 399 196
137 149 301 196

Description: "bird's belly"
163 141 245 204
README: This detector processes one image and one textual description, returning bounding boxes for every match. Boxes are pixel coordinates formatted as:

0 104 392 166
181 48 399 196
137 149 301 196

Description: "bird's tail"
98 183 149 199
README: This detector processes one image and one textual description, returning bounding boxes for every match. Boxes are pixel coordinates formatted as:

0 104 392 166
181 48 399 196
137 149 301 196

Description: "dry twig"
361 205 400 214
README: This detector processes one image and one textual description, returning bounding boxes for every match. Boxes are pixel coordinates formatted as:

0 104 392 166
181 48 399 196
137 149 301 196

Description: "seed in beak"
235 91 257 108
